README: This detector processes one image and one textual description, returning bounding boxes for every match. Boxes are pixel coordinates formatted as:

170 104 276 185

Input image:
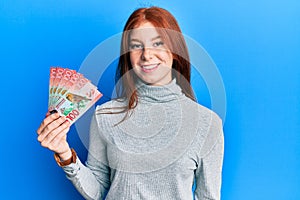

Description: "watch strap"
54 148 77 167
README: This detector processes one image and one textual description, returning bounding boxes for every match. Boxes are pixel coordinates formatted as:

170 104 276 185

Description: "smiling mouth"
141 63 159 72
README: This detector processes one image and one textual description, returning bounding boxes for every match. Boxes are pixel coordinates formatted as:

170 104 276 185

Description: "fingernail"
64 120 70 126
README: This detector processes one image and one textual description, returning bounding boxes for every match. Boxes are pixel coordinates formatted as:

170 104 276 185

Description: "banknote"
51 68 76 110
48 67 102 124
49 67 65 110
48 67 57 108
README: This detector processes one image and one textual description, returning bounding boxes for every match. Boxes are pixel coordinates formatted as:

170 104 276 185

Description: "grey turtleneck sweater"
62 79 224 200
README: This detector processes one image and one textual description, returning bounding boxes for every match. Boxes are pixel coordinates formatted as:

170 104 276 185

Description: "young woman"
37 7 224 200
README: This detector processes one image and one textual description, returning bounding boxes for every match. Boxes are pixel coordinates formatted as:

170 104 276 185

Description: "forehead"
130 22 160 40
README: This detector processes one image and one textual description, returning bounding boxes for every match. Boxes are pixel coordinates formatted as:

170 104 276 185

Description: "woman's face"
129 22 173 86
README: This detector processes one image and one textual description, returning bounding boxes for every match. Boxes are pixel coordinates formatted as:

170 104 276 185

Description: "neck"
135 78 185 103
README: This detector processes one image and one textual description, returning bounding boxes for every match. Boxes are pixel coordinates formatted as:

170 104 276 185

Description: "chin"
134 69 172 86
142 78 168 86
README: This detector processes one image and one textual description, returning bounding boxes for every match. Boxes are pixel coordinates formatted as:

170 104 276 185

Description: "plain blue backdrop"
0 0 299 199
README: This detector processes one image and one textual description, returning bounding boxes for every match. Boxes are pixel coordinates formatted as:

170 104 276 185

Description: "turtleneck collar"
135 78 185 103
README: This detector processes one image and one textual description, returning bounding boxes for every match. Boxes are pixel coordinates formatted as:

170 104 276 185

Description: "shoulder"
183 97 223 128
96 98 127 110
93 98 127 128
183 98 223 154
197 102 223 132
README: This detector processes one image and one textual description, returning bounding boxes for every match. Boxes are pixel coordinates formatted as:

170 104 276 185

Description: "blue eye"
153 41 164 47
130 44 143 50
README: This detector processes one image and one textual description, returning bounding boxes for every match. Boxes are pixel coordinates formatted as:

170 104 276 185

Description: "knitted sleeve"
61 113 111 200
194 115 224 200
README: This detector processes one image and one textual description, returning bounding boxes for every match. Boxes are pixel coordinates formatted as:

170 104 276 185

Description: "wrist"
58 149 72 161
54 148 77 167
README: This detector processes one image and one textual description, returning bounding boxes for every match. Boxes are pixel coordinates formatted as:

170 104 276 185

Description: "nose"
141 47 153 61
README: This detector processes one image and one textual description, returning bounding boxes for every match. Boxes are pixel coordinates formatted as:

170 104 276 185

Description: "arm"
37 111 110 199
61 113 111 200
194 117 224 200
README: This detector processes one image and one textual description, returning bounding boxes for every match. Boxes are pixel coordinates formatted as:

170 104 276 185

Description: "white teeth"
142 64 157 69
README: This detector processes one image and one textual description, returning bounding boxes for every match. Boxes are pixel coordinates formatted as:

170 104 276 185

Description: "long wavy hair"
100 7 195 119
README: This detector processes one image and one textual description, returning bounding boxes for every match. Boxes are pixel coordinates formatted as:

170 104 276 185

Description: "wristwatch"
54 148 77 167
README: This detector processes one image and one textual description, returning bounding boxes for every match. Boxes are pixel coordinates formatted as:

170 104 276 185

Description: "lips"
141 63 159 73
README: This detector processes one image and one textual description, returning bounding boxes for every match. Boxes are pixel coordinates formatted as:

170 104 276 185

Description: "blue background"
1 0 299 199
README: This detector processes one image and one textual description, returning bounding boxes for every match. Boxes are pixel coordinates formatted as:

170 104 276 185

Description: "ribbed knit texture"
62 79 224 200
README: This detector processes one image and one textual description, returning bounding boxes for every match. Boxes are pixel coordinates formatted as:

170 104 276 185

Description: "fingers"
37 117 69 144
49 130 69 151
37 112 60 135
38 120 70 154
36 110 73 156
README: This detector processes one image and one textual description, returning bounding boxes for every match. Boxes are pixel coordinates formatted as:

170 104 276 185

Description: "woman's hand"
36 112 72 161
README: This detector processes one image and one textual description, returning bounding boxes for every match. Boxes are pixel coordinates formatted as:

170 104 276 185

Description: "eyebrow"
130 36 161 43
